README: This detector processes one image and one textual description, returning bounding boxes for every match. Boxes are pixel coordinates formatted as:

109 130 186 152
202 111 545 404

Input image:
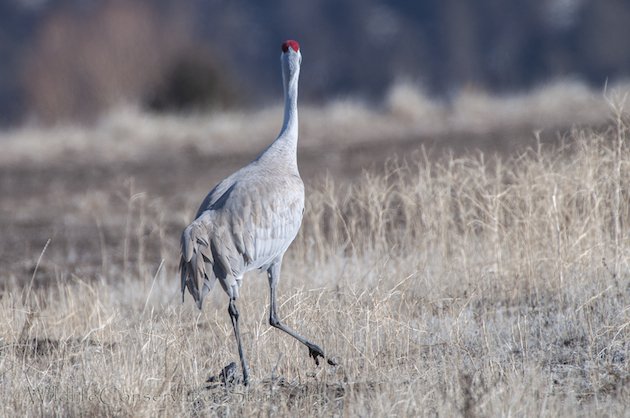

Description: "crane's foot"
206 362 241 388
306 342 324 365
306 342 338 366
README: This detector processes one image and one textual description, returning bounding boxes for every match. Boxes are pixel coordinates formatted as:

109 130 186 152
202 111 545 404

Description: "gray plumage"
179 40 335 386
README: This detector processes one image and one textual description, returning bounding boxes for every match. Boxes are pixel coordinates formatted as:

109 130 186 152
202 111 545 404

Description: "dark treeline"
1 0 628 125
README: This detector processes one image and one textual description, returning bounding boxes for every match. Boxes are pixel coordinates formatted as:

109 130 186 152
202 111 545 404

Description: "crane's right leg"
267 261 337 366
228 297 250 385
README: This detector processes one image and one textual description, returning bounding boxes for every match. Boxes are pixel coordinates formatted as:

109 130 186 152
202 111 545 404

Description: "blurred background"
1 0 629 126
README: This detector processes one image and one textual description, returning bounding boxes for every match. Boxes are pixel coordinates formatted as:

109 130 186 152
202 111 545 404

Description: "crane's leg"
267 262 336 366
228 297 250 385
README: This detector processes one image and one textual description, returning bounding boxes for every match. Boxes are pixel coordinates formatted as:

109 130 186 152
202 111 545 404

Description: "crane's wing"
194 176 239 219
180 175 304 309
179 221 215 309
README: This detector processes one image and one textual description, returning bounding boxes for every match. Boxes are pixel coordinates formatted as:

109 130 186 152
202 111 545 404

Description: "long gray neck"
278 75 299 145
258 62 299 171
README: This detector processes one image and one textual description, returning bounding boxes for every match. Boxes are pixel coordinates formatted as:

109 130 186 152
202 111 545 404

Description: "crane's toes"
306 342 325 366
206 362 240 388
220 362 239 385
306 342 338 367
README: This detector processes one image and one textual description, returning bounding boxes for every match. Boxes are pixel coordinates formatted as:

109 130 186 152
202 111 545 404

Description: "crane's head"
281 39 301 84
282 40 300 54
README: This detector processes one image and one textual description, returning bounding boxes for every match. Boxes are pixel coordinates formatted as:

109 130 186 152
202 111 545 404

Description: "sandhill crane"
179 40 335 385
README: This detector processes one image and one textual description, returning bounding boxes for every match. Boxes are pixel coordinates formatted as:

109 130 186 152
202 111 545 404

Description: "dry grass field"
0 83 629 416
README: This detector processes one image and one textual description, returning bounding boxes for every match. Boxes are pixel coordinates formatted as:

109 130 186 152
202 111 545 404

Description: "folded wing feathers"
180 221 218 309
180 215 249 309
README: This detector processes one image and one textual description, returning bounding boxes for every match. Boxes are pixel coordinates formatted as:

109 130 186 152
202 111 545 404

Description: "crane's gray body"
181 158 304 306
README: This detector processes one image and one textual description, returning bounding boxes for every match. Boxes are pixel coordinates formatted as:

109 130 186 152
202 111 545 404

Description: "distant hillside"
2 0 630 125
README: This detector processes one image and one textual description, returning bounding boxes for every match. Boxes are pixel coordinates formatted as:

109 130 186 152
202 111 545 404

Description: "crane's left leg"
228 297 250 385
267 261 337 366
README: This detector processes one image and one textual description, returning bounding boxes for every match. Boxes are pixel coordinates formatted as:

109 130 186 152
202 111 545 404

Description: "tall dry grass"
1 100 630 416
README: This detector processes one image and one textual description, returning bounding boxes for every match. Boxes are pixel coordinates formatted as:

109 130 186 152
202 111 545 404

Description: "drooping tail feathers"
179 221 216 309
